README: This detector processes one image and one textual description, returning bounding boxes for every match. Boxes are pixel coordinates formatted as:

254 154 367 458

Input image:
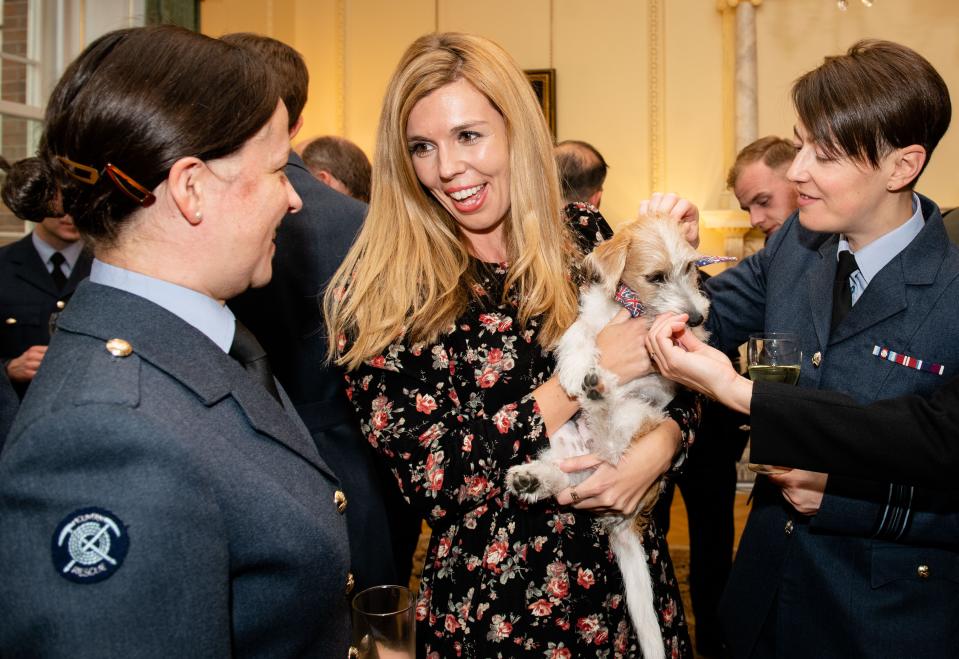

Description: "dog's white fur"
506 211 710 659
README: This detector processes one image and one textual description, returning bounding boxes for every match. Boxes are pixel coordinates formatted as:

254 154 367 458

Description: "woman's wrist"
647 418 682 474
718 373 753 415
532 376 580 436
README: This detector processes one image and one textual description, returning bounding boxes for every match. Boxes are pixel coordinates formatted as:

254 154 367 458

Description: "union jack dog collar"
614 256 737 318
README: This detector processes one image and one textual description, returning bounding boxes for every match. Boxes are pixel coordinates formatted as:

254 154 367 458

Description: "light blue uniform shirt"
89 259 236 353
32 231 85 278
838 193 924 305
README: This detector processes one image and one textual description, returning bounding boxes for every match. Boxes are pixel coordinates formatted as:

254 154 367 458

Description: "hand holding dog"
555 419 680 514
596 308 654 385
639 192 700 248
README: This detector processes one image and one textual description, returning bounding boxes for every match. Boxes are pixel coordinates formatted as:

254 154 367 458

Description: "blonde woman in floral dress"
325 32 695 659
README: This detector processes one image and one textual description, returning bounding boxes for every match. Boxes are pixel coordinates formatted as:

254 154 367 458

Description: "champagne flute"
747 332 801 475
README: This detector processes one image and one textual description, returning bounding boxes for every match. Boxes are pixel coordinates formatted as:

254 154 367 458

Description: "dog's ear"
583 231 630 296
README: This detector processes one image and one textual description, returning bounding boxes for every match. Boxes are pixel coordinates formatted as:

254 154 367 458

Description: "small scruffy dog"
506 210 712 659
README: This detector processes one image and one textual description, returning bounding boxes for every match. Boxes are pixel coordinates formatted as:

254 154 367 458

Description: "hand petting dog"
640 192 701 248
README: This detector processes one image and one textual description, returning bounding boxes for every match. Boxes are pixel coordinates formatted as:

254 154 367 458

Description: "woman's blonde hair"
325 32 578 370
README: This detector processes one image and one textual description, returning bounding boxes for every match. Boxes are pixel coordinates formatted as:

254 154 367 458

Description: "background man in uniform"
727 136 797 238
0 365 16 444
0 172 92 398
555 139 608 208
300 135 372 203
223 33 419 593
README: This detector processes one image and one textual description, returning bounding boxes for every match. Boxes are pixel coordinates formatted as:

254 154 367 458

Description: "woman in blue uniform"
0 26 351 657
649 40 957 659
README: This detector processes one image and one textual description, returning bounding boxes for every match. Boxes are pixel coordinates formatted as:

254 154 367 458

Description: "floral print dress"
345 205 694 658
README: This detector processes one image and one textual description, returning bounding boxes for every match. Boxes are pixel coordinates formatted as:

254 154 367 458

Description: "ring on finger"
570 489 581 504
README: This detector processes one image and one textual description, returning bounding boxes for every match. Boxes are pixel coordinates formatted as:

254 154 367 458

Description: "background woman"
649 40 957 659
0 26 351 656
325 32 696 658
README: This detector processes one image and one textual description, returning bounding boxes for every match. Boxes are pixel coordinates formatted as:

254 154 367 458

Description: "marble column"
710 0 763 260
734 1 759 151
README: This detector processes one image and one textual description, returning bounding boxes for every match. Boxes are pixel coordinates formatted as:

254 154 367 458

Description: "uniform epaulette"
73 337 141 408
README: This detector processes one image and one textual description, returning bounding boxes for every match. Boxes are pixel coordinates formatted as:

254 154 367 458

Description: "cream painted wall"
755 0 959 208
552 1 651 227
342 0 435 159
202 0 687 229
201 0 344 142
203 0 959 233
441 0 552 69
664 0 725 209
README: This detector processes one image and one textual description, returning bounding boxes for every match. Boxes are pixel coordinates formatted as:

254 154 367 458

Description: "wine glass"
746 332 801 475
350 585 416 659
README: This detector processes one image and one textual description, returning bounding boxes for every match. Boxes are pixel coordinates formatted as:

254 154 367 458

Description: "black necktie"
50 252 67 291
831 250 859 332
229 321 281 404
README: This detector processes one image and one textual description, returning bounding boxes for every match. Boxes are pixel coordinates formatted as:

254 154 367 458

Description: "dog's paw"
505 466 544 503
583 369 605 400
506 462 565 503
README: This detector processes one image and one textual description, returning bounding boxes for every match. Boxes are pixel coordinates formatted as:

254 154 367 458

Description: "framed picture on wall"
524 69 556 138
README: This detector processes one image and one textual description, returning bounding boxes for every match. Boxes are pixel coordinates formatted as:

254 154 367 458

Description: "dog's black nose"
687 311 704 327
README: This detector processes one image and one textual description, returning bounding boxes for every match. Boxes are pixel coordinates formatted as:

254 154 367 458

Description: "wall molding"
719 1 736 194
335 0 345 134
548 0 554 68
648 0 665 193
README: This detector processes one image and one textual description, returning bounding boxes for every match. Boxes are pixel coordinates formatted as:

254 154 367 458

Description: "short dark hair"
554 140 608 204
302 136 372 203
792 39 950 185
726 136 795 189
1 26 280 246
220 33 308 129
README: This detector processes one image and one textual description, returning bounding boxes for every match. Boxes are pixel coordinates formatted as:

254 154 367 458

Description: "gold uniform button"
334 490 348 514
345 571 355 595
917 564 930 579
811 351 822 367
56 300 66 310
4 317 16 325
105 338 133 357
784 519 795 535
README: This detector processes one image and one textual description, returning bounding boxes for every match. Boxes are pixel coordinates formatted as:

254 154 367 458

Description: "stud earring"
195 211 202 220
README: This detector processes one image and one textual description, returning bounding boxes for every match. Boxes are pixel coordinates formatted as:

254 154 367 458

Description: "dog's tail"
610 522 665 659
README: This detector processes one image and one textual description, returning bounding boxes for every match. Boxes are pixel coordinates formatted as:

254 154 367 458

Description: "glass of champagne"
350 585 416 659
747 332 801 475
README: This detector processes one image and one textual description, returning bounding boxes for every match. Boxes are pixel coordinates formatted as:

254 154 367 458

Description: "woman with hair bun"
326 32 695 658
0 26 351 656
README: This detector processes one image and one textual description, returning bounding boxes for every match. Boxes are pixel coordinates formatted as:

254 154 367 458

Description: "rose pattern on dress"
345 204 695 658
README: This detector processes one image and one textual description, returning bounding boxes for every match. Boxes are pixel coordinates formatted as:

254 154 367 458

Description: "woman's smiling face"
787 121 902 244
406 78 511 261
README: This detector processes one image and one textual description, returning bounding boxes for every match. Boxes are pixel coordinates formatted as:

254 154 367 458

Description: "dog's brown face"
584 211 710 330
